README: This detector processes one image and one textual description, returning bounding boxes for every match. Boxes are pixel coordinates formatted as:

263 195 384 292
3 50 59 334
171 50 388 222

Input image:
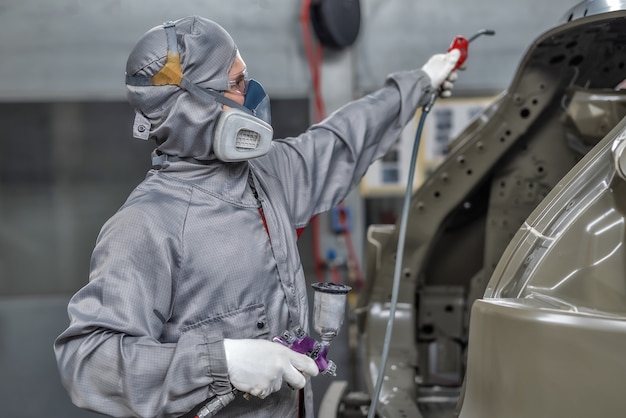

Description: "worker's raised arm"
253 49 461 227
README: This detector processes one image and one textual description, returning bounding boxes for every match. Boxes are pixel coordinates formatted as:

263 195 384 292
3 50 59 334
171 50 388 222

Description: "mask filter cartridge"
235 129 261 151
214 108 273 162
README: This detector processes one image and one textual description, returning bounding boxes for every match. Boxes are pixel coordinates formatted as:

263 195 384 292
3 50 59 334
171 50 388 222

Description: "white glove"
421 49 462 98
223 338 319 399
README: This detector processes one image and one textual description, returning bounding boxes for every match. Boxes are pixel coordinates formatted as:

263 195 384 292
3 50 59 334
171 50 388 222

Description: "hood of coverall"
126 16 238 161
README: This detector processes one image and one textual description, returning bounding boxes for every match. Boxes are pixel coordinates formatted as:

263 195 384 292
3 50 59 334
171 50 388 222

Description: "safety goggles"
189 68 249 95
228 68 249 95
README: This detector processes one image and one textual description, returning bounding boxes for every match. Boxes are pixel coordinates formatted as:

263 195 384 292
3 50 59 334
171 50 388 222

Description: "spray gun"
448 29 496 71
425 29 496 112
274 282 351 376
194 282 351 418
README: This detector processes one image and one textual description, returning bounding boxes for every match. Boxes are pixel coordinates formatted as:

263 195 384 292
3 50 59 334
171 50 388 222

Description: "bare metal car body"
333 1 626 417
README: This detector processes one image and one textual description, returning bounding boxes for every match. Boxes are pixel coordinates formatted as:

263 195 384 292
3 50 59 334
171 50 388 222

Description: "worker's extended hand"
421 49 462 98
223 338 319 399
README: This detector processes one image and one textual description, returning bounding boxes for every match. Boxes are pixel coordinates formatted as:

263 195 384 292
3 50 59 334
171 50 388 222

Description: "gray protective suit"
54 16 435 418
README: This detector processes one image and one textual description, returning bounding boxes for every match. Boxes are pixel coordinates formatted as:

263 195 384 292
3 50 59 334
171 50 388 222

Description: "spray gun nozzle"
468 29 496 43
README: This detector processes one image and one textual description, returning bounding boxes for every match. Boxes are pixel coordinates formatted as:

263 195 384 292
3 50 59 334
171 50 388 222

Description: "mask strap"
179 78 252 115
125 21 253 116
151 21 183 86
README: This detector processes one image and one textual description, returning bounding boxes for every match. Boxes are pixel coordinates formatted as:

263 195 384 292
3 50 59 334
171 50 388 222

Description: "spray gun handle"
272 327 336 375
448 29 496 71
448 36 469 71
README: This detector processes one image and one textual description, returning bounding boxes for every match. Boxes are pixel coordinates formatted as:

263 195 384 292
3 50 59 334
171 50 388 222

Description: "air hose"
366 29 494 418
366 92 436 418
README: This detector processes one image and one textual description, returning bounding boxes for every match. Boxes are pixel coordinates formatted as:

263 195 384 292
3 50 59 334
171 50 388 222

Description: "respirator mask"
125 20 273 163
210 78 273 162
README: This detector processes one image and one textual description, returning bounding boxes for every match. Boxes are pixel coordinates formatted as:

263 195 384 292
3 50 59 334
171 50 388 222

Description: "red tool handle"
448 36 469 71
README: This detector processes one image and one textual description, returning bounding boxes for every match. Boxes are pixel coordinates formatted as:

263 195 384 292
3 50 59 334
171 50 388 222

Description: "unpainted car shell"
356 2 626 417
461 85 626 418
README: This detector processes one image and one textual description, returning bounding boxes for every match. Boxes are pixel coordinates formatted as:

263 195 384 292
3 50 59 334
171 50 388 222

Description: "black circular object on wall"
310 0 361 50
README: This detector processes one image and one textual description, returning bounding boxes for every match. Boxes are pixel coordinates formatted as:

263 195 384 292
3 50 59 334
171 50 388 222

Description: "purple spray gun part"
273 327 336 375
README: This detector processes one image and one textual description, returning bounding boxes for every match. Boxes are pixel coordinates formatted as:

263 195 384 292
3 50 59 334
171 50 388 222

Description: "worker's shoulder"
107 179 192 226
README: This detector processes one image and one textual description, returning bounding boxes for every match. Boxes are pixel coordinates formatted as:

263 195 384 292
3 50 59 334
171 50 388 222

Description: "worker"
54 15 461 418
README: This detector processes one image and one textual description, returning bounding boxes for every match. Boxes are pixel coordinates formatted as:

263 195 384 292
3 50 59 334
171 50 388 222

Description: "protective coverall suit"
54 15 459 418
